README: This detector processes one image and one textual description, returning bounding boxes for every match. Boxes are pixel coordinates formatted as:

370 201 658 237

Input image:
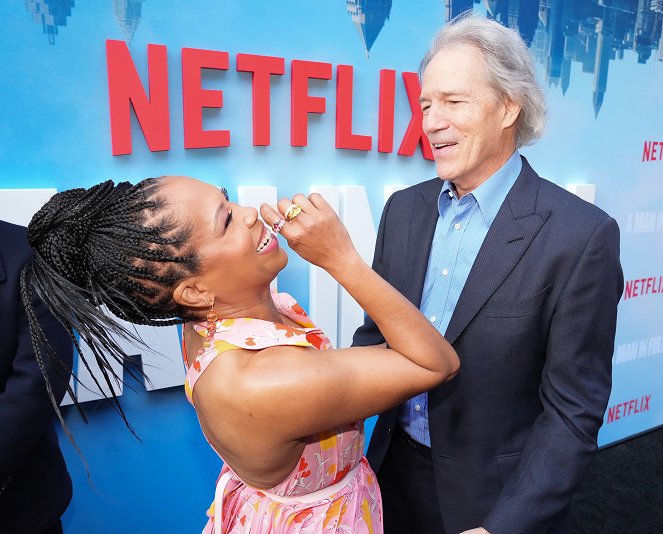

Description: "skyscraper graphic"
25 0 75 45
480 0 539 45
346 0 392 57
593 7 615 117
633 0 662 63
113 0 144 46
445 0 476 21
440 1 661 116
542 0 565 88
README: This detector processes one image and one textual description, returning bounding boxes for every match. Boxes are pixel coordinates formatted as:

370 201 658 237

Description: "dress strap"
213 462 363 533
213 470 235 534
260 462 361 503
192 317 330 352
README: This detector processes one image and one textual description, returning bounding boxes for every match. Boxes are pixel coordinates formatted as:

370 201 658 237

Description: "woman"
21 175 459 533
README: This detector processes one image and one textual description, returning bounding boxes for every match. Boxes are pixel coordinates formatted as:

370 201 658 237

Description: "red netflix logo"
106 40 432 159
623 276 663 300
642 141 663 162
606 394 651 424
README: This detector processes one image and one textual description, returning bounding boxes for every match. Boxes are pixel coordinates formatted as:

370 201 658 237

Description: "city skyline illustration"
20 0 663 117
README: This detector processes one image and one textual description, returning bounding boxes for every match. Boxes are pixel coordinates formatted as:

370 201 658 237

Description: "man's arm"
0 257 73 484
482 216 623 534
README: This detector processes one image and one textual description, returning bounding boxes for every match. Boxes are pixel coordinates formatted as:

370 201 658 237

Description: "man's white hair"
420 13 547 147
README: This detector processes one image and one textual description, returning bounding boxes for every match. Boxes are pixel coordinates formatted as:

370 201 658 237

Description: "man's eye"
224 209 232 230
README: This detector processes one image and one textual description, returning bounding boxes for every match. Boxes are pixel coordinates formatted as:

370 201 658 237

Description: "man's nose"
423 105 450 135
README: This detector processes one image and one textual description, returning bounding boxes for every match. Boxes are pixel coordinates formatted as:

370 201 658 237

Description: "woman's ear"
173 278 211 308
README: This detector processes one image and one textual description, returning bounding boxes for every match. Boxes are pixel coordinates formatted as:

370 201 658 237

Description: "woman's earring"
207 300 218 325
200 301 218 357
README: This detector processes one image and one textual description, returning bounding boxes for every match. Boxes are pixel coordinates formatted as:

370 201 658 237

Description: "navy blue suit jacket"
0 221 73 533
353 157 623 534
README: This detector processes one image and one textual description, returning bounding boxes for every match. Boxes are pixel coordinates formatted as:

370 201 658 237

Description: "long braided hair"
19 177 200 440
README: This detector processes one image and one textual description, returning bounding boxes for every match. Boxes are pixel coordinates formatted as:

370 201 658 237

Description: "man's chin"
436 171 455 183
435 163 453 182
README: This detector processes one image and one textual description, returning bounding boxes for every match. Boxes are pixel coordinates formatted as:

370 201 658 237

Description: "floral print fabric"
184 293 382 533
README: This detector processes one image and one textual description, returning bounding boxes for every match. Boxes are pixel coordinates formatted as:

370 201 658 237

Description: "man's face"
420 44 520 193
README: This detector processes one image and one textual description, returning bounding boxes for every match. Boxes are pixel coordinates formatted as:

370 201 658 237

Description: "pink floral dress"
183 293 382 534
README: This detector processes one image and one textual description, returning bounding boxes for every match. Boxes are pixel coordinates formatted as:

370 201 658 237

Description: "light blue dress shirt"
399 151 522 446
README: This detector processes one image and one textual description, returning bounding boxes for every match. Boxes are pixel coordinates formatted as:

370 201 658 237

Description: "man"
0 220 74 534
353 14 623 534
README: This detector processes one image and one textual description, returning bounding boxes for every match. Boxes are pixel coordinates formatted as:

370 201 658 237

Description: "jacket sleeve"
351 192 395 348
0 248 73 481
483 216 623 534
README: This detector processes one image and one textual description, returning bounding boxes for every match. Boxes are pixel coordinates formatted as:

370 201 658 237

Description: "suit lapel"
403 179 443 307
444 158 551 344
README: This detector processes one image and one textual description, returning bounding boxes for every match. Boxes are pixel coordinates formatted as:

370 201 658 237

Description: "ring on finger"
271 217 286 234
284 203 303 222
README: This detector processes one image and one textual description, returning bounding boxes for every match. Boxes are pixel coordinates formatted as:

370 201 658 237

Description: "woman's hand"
260 194 361 276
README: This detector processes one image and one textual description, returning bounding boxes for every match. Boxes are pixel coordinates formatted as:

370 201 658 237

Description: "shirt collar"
438 150 522 226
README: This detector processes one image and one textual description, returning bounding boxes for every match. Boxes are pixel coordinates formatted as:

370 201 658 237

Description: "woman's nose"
237 204 259 227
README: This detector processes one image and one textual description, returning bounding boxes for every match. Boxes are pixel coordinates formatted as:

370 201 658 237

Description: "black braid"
19 177 202 437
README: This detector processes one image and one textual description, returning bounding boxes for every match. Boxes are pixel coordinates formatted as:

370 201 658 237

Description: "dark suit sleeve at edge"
483 217 623 534
0 257 74 478
351 192 394 348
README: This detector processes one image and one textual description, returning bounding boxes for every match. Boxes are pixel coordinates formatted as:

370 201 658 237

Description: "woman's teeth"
256 232 272 253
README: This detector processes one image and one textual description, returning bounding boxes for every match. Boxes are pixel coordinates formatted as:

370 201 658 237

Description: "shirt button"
454 222 461 230
430 315 436 322
448 190 453 198
442 268 448 276
415 404 421 412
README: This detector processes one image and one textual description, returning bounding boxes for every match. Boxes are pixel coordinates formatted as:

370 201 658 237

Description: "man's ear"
173 278 211 308
502 98 521 130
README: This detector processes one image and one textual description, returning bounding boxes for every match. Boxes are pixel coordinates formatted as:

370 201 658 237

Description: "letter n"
623 280 633 300
642 141 651 162
106 40 170 155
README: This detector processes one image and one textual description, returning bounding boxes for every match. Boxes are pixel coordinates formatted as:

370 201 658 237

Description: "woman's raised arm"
220 193 461 438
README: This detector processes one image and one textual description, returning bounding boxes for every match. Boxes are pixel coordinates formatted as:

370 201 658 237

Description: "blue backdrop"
1 1 662 532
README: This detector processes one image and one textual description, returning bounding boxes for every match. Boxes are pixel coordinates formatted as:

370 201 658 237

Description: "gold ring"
284 203 302 222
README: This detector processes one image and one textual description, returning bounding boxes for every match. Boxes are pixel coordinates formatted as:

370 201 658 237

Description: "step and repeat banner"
1 1 661 532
